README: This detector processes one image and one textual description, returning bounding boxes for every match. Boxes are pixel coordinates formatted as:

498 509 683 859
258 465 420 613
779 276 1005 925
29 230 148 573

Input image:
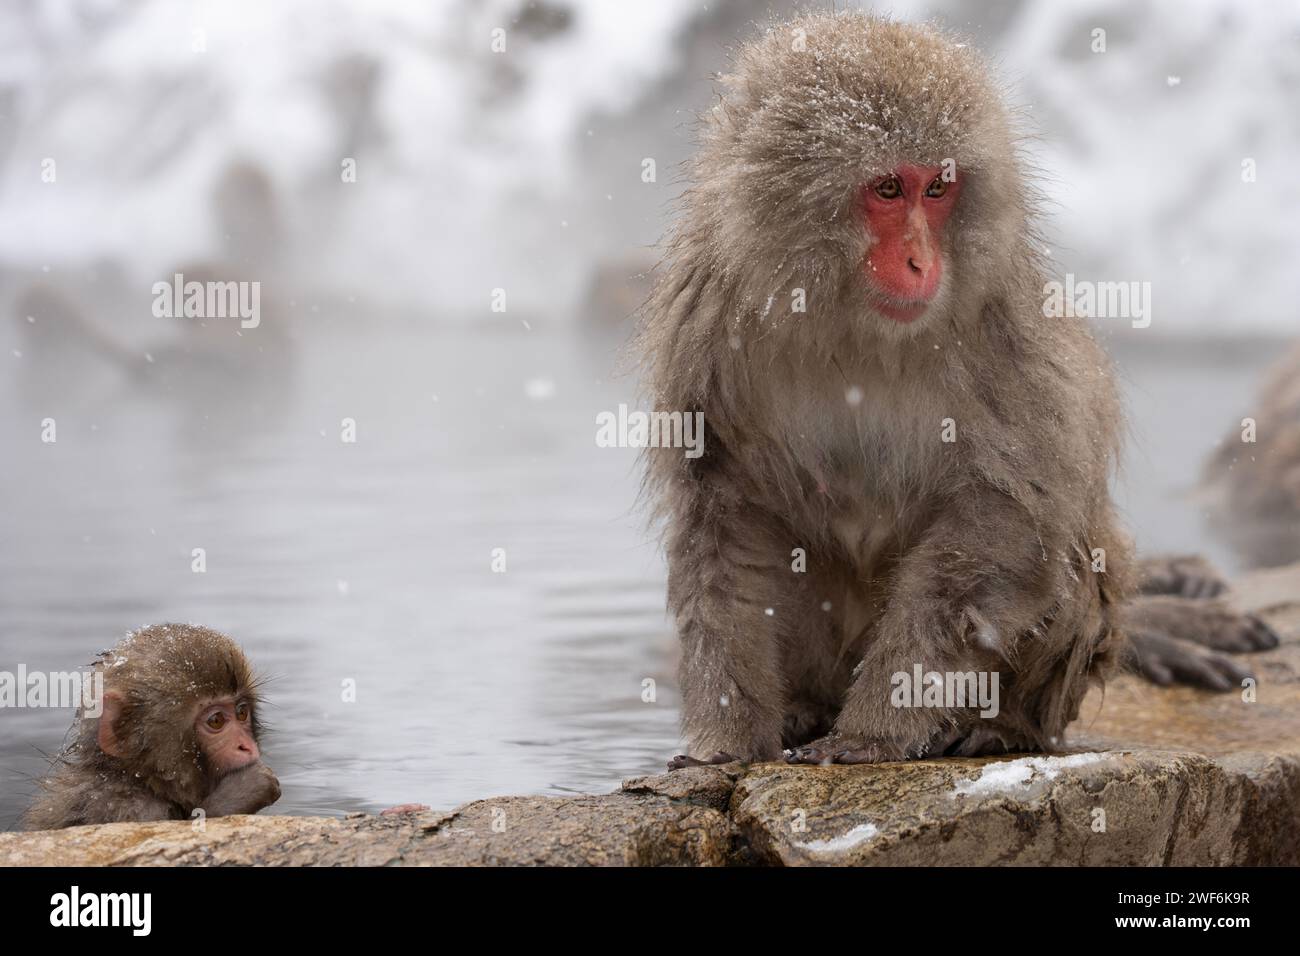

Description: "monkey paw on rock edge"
784 735 895 766
666 751 742 771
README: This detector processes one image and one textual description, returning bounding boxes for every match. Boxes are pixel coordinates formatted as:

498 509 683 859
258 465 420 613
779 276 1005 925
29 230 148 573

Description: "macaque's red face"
860 164 960 323
196 697 260 775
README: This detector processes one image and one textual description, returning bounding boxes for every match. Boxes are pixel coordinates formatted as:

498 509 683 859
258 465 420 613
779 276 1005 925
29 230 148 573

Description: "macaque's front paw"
667 751 741 772
204 761 282 816
1127 632 1255 691
241 762 282 812
784 736 890 766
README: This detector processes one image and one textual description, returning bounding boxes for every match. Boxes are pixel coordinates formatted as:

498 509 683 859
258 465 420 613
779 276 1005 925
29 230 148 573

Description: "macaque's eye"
235 701 250 722
873 177 902 200
205 711 227 731
925 177 947 198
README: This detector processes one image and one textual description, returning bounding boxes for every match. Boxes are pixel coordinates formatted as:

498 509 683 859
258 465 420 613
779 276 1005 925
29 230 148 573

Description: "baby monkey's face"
195 696 260 776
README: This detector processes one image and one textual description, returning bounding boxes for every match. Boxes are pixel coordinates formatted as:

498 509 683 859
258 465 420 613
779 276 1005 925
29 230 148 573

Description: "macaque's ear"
96 690 126 757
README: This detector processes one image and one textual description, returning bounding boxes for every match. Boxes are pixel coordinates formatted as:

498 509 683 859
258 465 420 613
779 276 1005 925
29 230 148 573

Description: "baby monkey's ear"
95 690 127 757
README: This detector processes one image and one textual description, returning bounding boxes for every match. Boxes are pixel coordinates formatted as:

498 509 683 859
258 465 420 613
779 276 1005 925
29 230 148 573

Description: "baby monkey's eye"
925 177 948 198
205 711 227 731
235 701 250 722
873 177 902 199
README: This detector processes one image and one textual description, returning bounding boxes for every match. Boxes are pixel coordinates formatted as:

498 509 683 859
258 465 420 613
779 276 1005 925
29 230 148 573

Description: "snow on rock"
950 752 1112 798
799 822 880 855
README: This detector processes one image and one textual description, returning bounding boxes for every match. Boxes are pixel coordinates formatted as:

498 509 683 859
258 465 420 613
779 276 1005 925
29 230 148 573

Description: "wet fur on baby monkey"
24 623 280 830
640 13 1141 768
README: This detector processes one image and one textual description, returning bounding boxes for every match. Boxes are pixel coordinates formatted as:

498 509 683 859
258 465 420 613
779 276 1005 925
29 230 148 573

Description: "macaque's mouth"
873 298 930 323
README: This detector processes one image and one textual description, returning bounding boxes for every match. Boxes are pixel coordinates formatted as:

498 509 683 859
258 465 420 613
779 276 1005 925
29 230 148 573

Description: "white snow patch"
950 753 1110 798
800 822 880 855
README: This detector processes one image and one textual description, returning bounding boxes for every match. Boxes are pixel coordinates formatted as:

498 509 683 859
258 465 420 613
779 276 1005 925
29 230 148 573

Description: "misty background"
0 0 1296 823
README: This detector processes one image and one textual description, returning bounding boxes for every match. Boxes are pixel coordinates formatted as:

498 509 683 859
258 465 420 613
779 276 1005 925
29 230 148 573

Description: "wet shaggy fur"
639 13 1134 762
23 623 262 829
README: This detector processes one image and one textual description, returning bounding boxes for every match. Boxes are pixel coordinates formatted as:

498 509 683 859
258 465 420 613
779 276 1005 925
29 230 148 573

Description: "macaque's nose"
906 215 936 274
902 212 940 296
238 736 259 760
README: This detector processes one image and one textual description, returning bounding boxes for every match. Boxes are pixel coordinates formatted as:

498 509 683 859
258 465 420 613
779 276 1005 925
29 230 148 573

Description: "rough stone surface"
0 793 737 867
3 564 1298 866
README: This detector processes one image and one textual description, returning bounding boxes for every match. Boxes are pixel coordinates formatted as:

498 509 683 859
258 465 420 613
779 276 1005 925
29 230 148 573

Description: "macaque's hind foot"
1139 554 1230 598
667 751 741 772
1124 597 1279 687
1200 610 1280 653
784 736 890 766
1154 601 1282 653
1126 632 1255 691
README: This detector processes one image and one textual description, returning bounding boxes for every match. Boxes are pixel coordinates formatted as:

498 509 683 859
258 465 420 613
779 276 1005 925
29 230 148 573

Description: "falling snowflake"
524 377 555 400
